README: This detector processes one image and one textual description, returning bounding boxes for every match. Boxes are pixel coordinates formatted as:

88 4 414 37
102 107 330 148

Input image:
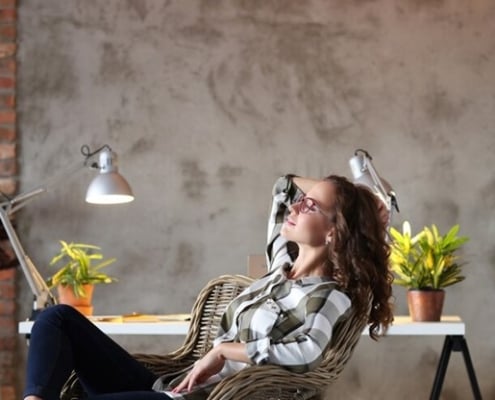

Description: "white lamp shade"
85 172 134 204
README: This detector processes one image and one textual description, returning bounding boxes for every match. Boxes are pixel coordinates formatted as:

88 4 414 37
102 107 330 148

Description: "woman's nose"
289 202 300 214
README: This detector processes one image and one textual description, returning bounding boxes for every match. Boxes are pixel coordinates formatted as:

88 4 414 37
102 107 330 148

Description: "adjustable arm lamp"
0 145 134 317
349 149 399 225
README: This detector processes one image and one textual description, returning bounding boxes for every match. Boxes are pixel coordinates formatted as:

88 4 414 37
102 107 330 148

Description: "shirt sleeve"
265 175 304 271
245 288 352 373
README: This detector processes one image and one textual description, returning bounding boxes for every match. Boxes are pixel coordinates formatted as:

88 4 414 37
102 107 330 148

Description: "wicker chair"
61 275 370 400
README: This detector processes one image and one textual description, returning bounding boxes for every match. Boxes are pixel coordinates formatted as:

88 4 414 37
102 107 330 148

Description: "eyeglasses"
294 196 334 220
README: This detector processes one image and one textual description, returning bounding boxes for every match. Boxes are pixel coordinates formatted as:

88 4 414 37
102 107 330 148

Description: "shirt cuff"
246 337 271 365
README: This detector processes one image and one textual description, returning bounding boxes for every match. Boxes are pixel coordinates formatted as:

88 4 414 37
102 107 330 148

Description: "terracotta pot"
57 284 95 316
407 289 445 321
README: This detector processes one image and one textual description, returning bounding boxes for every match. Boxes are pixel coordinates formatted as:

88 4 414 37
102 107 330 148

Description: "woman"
24 174 393 400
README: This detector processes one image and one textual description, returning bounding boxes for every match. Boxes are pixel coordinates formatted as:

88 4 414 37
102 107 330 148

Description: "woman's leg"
24 304 157 400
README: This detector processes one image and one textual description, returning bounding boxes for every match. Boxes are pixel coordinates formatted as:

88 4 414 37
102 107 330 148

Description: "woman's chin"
280 226 295 241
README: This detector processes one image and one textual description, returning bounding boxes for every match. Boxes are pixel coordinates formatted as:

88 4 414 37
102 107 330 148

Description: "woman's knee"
35 304 82 326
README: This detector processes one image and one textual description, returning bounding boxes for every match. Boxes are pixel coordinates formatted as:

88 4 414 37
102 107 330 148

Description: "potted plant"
389 221 469 321
46 241 116 315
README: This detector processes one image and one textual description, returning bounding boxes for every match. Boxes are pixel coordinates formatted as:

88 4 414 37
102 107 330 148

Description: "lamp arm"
0 206 55 314
364 156 392 211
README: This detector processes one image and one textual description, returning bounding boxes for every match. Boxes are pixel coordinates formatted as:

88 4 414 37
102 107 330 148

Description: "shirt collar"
281 263 333 286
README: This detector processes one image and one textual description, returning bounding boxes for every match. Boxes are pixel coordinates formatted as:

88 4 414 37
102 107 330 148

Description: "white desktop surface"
385 315 464 336
19 314 464 336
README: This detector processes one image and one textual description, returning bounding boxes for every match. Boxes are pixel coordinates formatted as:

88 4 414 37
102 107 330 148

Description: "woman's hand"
172 347 226 394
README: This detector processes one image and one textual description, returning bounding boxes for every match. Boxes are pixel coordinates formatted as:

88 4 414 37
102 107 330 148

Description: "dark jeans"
24 304 172 400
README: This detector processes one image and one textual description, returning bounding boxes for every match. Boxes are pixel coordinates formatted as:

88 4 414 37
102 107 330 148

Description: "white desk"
18 315 480 400
18 314 464 336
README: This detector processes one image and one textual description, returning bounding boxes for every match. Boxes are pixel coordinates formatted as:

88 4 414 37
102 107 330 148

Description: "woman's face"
281 180 336 247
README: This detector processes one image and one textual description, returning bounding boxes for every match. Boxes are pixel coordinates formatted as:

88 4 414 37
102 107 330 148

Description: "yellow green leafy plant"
46 241 116 297
389 222 469 289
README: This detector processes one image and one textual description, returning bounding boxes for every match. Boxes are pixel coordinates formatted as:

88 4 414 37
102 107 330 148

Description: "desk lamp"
349 148 399 225
0 144 134 318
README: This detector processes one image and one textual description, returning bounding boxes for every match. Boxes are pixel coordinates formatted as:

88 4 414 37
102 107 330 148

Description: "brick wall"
0 0 17 399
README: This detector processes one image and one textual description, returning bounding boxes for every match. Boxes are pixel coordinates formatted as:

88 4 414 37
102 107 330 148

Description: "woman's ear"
325 227 335 245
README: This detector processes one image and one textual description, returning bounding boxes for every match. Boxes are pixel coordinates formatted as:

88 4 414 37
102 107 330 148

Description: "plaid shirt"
159 176 351 399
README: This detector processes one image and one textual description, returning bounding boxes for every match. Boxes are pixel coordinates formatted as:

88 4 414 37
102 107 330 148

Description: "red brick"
0 299 14 314
0 158 15 175
0 25 15 41
0 58 14 74
0 177 15 195
0 283 15 299
0 9 15 22
0 336 14 350
0 1 15 395
0 43 15 58
0 317 14 336
0 110 14 123
0 142 14 158
0 268 14 281
0 126 14 141
0 0 16 7
0 385 15 400
0 350 13 363
0 93 14 108
0 367 14 379
0 76 14 89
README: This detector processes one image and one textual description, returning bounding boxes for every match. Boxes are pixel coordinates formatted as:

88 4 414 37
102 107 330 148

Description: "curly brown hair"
324 175 394 340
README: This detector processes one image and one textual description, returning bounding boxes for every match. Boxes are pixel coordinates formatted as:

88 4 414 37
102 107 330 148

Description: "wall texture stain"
129 137 155 155
422 199 460 229
423 86 468 122
125 0 149 21
170 242 202 277
178 19 224 46
217 164 243 189
98 42 136 84
479 177 495 209
180 160 208 200
21 45 78 100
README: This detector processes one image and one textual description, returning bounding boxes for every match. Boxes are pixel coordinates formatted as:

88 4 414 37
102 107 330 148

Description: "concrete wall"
15 1 495 398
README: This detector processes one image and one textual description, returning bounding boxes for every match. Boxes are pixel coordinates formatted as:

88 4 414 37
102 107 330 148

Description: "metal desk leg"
458 336 483 399
430 335 482 400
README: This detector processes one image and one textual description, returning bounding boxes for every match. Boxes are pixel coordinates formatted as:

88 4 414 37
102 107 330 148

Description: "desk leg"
430 335 482 400
458 336 483 400
430 335 453 400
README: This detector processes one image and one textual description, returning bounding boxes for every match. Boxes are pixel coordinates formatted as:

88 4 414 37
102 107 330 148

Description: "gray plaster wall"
15 1 495 399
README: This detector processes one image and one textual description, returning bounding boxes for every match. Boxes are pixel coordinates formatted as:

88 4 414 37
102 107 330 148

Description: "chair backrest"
207 290 372 400
318 291 372 381
179 274 255 359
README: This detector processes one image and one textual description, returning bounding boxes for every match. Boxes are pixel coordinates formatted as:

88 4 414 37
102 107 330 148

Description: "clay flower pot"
407 289 445 322
57 284 95 316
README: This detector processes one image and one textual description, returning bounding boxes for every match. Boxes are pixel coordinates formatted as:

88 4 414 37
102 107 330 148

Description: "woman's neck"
290 245 330 279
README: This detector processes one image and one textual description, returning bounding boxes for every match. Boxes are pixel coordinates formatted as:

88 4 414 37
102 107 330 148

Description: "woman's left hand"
171 347 225 394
